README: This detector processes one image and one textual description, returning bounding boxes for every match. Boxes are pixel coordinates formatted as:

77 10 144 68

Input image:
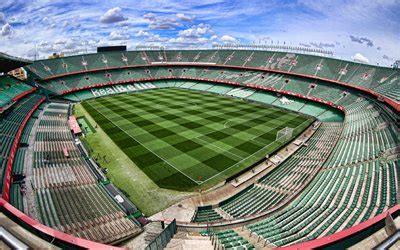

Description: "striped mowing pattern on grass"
82 88 314 191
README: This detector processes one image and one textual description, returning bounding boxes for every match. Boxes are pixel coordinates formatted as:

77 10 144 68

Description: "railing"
145 219 177 250
213 43 334 56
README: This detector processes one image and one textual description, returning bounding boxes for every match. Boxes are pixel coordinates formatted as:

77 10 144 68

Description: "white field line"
88 94 313 186
249 115 311 146
198 139 277 184
193 136 244 161
198 117 313 184
86 101 201 185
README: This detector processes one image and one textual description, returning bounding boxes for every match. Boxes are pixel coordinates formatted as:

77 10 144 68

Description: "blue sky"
0 0 399 66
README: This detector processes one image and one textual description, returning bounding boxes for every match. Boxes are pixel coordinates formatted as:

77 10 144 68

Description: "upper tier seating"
26 50 400 101
0 93 43 191
0 75 35 111
31 103 141 244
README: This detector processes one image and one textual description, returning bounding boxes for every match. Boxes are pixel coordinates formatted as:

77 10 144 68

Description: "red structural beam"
11 87 37 102
0 87 37 113
39 63 399 111
2 97 45 201
277 204 400 250
0 199 124 249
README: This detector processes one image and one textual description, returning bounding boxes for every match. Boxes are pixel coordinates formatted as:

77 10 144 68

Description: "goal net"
276 127 293 143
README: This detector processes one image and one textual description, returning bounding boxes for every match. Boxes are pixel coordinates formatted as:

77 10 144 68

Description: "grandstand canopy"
0 52 31 73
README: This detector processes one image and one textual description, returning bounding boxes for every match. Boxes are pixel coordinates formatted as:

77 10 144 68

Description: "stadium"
0 1 399 249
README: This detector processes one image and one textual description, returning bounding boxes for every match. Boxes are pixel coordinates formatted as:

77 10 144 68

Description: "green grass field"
81 88 314 191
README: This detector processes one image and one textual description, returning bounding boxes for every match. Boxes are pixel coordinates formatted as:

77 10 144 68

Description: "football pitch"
82 88 314 191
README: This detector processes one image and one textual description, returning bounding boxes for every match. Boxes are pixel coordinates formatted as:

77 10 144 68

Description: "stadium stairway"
165 232 213 250
235 227 274 249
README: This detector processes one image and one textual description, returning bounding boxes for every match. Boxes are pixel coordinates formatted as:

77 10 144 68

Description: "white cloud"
179 23 213 38
220 35 237 43
0 0 398 66
176 13 195 22
134 30 168 43
109 30 130 41
168 36 209 46
146 34 168 43
135 30 151 37
351 53 369 63
143 13 180 30
1 23 12 36
100 7 127 23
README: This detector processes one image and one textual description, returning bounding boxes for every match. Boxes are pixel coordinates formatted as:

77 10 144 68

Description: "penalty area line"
86 100 201 186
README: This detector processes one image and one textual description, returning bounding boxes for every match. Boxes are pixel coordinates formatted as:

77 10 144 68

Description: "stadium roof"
0 52 31 73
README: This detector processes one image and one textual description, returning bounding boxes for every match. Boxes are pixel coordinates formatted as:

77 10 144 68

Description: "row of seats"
247 159 398 246
34 66 338 96
63 82 156 102
0 75 34 109
0 93 43 191
35 66 358 118
31 103 141 244
26 50 399 100
326 99 397 168
10 183 24 211
192 123 341 221
214 229 254 249
244 93 398 246
188 81 397 246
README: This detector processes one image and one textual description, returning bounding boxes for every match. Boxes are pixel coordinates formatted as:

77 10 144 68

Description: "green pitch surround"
82 87 314 191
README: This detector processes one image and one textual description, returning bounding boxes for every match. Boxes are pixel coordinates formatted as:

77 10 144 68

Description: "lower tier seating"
247 159 398 246
193 122 342 221
31 102 141 244
214 229 254 249
0 93 43 191
193 208 223 222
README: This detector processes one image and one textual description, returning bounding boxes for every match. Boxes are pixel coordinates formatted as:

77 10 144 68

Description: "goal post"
276 127 293 143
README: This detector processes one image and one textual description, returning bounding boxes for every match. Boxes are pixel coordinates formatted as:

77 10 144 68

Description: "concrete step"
165 238 214 250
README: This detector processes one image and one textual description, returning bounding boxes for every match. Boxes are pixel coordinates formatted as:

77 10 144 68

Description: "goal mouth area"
276 127 294 143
